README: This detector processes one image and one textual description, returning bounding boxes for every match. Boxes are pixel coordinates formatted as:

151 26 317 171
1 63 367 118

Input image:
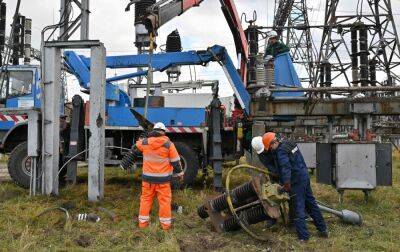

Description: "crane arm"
141 0 248 83
143 0 204 33
64 45 250 113
219 0 248 84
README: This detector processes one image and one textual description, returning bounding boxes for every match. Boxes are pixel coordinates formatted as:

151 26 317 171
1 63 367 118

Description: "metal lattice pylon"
274 0 317 86
315 0 400 87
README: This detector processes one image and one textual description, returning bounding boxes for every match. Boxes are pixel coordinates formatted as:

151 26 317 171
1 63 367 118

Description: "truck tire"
174 142 199 186
7 142 31 188
7 141 67 188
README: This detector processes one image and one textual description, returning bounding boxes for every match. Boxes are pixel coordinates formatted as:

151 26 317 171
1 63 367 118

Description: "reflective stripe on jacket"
136 135 181 183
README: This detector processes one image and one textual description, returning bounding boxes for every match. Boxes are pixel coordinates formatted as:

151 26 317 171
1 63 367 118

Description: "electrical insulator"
11 14 25 65
24 18 32 64
166 30 182 52
0 1 6 65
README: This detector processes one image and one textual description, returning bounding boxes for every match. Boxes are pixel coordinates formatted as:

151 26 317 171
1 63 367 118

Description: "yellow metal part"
262 183 290 207
237 123 243 139
225 164 269 241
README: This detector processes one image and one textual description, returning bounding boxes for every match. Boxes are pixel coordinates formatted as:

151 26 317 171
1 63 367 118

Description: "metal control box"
316 143 392 191
297 143 317 169
335 144 376 189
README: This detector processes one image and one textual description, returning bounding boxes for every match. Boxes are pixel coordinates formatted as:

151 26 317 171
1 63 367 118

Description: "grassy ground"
0 155 399 251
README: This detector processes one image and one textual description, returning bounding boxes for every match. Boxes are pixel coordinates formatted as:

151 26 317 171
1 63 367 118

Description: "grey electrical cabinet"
316 143 392 190
297 143 317 169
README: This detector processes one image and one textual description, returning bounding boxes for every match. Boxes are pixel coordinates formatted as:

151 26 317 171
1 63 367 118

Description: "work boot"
318 230 329 238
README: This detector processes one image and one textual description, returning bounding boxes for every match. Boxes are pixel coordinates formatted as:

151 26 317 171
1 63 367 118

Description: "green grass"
0 156 400 251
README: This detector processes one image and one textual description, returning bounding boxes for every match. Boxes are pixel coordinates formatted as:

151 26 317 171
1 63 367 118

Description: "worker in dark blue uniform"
252 133 328 241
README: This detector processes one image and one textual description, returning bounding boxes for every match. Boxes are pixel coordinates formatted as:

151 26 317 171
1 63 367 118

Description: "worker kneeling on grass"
132 122 184 230
251 133 328 241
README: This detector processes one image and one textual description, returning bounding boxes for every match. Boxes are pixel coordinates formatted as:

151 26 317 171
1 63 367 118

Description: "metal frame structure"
41 40 105 201
279 0 317 86
316 0 400 87
59 0 89 41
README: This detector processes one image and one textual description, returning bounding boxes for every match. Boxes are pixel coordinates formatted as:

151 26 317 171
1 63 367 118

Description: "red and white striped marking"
166 126 234 133
166 126 202 133
0 114 28 123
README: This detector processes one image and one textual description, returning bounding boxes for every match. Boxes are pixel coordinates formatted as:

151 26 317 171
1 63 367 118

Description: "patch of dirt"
178 234 228 252
74 235 91 248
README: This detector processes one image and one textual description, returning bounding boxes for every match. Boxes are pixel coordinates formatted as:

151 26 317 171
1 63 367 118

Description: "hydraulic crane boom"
64 44 251 113
141 0 248 84
143 0 204 33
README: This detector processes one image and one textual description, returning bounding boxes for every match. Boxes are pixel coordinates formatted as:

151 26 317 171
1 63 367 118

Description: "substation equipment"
0 0 399 202
197 165 362 241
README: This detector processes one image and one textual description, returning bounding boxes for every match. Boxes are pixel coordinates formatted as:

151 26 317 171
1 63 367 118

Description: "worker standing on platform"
132 122 184 230
252 133 328 241
264 30 290 58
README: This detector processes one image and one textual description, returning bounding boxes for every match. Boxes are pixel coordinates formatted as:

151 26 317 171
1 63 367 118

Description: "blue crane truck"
0 44 302 189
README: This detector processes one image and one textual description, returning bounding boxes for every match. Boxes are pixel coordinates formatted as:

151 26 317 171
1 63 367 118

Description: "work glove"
174 171 184 181
264 55 274 62
283 182 291 192
279 182 291 194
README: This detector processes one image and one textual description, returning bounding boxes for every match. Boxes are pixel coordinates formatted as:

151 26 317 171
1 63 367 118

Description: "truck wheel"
8 142 31 188
174 142 199 186
8 141 67 188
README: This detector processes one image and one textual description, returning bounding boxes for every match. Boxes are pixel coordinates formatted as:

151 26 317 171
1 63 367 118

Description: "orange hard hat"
262 132 276 151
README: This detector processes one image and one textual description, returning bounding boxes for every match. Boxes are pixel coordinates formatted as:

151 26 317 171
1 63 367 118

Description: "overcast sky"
4 0 400 98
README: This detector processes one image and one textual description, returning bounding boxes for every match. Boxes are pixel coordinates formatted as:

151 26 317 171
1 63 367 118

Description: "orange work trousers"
138 181 172 230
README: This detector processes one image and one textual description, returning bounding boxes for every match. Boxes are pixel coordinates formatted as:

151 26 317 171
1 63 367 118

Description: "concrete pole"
28 110 40 196
81 0 89 40
88 44 106 202
42 46 61 195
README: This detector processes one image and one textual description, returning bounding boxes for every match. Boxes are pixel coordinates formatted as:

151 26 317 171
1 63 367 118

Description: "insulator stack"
0 1 6 62
255 54 266 86
319 62 325 87
369 59 377 87
24 18 32 64
11 14 25 65
350 26 359 85
233 181 257 203
265 61 274 87
134 0 155 24
245 25 259 85
166 30 182 52
221 204 268 232
197 181 257 219
359 23 369 86
197 205 208 219
320 60 331 88
210 193 230 212
325 61 332 87
120 152 136 170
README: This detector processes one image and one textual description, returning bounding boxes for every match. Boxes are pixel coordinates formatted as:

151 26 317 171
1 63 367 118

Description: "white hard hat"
153 122 166 131
251 136 265 154
269 30 278 38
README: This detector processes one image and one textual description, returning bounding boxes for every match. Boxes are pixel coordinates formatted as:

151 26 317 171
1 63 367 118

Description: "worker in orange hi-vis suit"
133 122 184 230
